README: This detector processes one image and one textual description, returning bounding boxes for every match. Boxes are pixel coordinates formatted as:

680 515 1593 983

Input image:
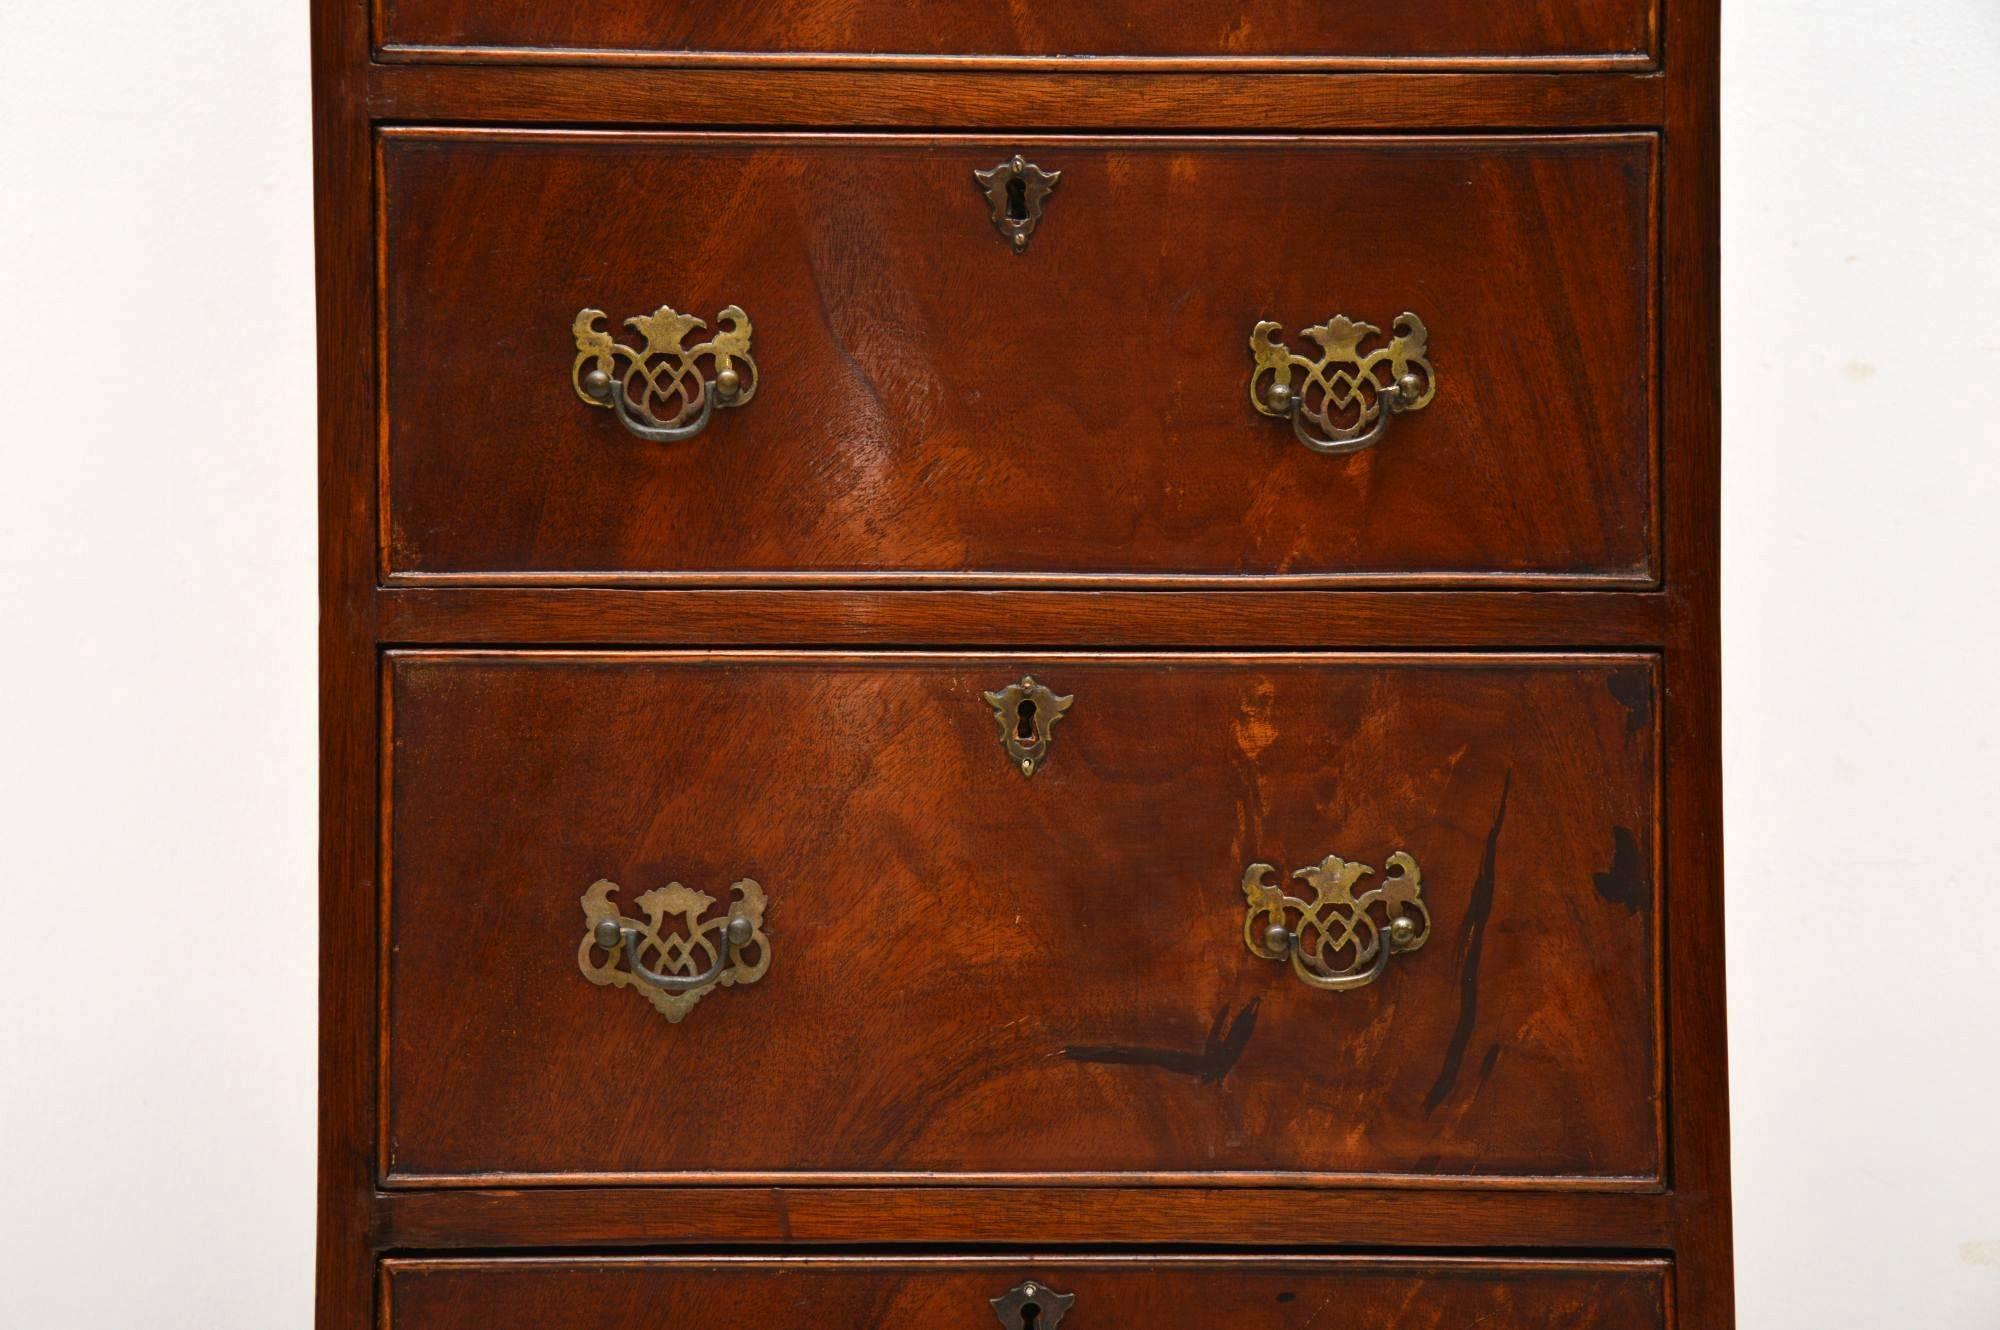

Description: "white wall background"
1721 2 2000 1324
0 1 1994 1325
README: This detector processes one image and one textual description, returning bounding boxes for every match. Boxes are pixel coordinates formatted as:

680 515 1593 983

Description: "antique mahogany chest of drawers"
312 1 1728 1325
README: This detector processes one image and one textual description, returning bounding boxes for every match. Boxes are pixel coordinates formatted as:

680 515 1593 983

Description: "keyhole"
1006 175 1029 221
1015 698 1038 742
1019 1303 1042 1330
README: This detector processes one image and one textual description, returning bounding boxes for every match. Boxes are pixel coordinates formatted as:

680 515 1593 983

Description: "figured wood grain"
382 1256 1669 1330
384 652 1661 1184
375 0 1657 67
380 132 1656 586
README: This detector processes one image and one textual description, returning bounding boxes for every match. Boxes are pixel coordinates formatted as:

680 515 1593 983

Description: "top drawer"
377 1 1658 69
381 132 1656 588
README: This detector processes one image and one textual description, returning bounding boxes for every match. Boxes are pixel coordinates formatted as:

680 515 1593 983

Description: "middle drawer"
384 651 1661 1186
380 131 1657 587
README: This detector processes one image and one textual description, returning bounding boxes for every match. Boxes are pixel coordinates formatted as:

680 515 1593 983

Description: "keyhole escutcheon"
974 155 1061 254
991 1279 1075 1330
981 675 1074 778
1005 174 1030 222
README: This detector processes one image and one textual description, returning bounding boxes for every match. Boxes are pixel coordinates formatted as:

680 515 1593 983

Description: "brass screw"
1266 381 1294 412
1389 915 1418 946
716 366 742 400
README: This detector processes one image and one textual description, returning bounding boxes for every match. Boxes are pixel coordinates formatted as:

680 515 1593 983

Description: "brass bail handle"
594 915 754 993
572 303 759 442
1241 850 1431 991
577 878 772 1025
1249 312 1437 455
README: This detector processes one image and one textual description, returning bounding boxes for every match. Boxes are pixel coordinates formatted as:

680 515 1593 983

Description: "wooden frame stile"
1659 0 1734 1326
311 1 377 1328
315 0 1728 1320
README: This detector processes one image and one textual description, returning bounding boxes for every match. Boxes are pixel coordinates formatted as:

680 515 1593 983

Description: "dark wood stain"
1594 825 1649 912
1607 665 1655 736
1426 772 1511 1113
1064 998 1261 1084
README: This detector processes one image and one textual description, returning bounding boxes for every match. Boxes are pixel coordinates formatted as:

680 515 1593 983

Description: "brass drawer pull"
577 877 770 1023
1249 313 1436 455
992 1280 1075 1330
571 304 758 442
1242 851 1431 990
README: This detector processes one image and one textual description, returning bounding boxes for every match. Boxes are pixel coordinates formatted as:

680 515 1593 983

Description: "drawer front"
381 133 1656 586
377 4 1658 67
384 652 1661 1185
384 1258 1669 1330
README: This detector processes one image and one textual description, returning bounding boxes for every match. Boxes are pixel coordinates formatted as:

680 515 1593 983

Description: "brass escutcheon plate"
974 154 1061 252
991 1280 1075 1330
981 675 1073 777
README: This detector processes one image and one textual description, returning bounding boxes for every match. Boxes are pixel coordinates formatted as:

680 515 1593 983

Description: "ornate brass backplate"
572 304 758 442
981 675 1073 777
1249 312 1436 455
577 878 770 1023
1241 851 1431 991
991 1280 1075 1330
974 154 1061 252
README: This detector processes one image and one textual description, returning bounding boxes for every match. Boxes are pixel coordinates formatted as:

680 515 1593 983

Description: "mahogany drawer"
376 1 1658 69
380 131 1657 588
383 651 1661 1186
383 1257 1671 1330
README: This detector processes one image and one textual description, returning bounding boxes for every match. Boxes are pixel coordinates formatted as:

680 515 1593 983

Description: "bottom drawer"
384 1257 1669 1329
